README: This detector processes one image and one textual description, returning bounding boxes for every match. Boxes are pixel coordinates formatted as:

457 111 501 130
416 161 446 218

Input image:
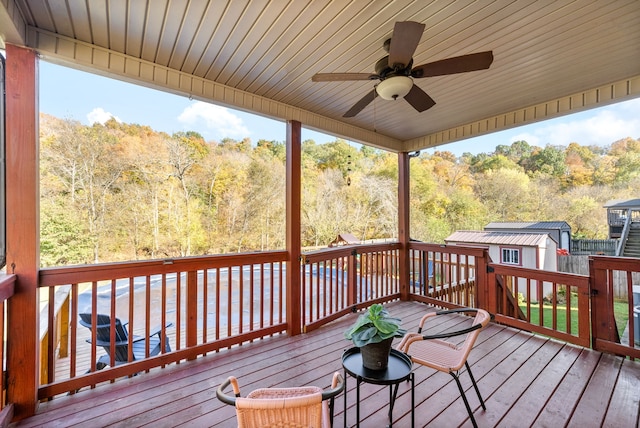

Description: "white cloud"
87 107 121 124
177 102 251 139
509 98 640 148
509 132 541 147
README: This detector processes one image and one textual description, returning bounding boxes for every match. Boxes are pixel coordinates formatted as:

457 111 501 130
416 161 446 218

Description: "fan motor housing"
375 56 412 79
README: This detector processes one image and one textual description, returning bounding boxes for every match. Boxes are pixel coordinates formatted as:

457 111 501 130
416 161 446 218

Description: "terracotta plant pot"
360 337 393 370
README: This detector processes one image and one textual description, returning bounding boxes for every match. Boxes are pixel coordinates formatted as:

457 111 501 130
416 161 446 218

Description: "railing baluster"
226 267 232 340
203 269 208 347
215 267 221 341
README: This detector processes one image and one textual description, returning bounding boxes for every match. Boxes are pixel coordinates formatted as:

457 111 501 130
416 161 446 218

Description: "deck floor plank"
602 358 640 428
427 331 544 427
11 301 640 428
569 352 623 427
498 342 582 427
473 338 564 427
522 344 602 427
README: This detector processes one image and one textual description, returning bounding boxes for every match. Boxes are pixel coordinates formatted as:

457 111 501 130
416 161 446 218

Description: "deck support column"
286 120 302 335
398 152 410 301
5 43 40 420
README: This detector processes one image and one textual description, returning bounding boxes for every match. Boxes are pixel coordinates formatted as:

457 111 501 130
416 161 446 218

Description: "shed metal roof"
484 221 571 231
446 230 549 247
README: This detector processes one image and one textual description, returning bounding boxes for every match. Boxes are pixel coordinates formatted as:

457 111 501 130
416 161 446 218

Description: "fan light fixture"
376 76 413 100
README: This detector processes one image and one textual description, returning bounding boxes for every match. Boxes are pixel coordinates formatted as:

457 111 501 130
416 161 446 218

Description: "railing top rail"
0 273 16 302
408 241 487 257
302 242 401 264
302 246 354 262
489 262 590 286
589 255 640 271
39 250 289 286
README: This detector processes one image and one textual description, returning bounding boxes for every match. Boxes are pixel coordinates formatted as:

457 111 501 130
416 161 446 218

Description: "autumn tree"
39 113 635 265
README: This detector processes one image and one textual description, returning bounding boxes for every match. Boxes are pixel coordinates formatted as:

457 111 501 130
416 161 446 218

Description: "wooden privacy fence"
570 239 617 256
559 255 639 299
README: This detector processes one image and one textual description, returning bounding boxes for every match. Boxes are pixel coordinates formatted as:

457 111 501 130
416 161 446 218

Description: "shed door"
561 231 570 251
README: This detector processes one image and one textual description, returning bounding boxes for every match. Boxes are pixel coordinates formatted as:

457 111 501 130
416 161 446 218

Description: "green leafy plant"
344 304 406 347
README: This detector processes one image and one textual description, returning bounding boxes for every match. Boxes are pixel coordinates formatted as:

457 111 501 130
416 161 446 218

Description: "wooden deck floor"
12 301 640 428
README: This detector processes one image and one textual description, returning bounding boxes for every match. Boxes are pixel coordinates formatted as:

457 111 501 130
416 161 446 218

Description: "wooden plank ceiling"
2 0 640 152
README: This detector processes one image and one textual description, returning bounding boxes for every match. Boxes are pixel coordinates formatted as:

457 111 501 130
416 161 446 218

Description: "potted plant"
344 303 406 370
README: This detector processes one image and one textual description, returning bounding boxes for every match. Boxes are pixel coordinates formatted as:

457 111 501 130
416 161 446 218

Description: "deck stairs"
622 223 640 258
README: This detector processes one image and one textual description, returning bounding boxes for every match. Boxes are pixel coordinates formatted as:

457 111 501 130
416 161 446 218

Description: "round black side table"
342 347 415 427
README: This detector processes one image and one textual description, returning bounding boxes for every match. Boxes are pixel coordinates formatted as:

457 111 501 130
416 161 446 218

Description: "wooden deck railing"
408 242 488 309
37 244 403 400
32 245 640 402
404 245 636 357
301 243 401 332
0 274 16 423
590 255 640 359
37 251 288 399
487 263 591 347
39 285 71 387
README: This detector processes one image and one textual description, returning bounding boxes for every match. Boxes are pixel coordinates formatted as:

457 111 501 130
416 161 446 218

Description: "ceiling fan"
311 21 494 118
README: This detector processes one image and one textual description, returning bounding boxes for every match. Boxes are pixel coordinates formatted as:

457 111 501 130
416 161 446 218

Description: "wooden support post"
398 153 410 301
5 43 40 420
286 120 302 335
588 256 617 349
186 270 198 358
347 250 357 307
479 250 494 313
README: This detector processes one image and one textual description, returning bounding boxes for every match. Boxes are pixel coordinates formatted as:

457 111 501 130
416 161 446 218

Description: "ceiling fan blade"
312 73 378 82
411 51 494 78
388 21 425 68
404 84 436 112
343 89 377 118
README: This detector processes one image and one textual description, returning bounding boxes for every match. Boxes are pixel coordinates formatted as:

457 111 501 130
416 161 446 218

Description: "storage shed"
445 230 558 271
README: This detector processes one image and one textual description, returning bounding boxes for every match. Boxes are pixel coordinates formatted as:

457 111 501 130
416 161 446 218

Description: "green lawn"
519 304 580 335
519 301 629 337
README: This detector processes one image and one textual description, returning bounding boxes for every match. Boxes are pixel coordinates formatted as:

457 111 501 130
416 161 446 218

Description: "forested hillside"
39 113 639 266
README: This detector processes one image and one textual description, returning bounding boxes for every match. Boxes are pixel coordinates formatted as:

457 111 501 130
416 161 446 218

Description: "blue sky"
39 61 640 156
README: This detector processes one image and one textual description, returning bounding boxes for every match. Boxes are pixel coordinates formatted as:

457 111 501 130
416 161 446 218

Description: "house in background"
445 230 558 272
484 221 571 252
604 199 640 239
328 233 361 247
604 199 640 257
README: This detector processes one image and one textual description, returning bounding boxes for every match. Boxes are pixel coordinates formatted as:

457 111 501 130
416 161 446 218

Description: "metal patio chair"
396 307 491 428
216 372 344 428
79 313 172 370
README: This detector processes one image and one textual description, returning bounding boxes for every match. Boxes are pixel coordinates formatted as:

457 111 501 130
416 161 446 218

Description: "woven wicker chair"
396 308 491 428
216 372 344 428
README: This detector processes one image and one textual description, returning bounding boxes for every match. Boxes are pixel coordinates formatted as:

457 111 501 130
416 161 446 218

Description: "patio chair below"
216 371 344 427
396 307 491 428
78 313 173 369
